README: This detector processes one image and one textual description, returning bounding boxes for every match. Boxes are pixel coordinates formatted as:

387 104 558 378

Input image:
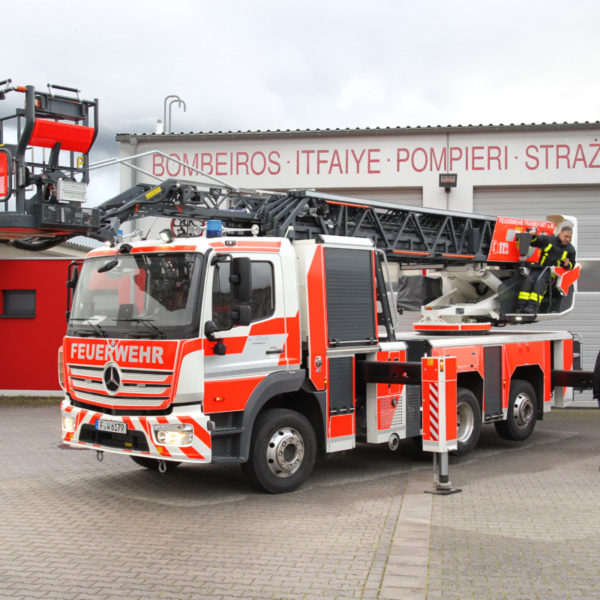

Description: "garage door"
475 186 600 405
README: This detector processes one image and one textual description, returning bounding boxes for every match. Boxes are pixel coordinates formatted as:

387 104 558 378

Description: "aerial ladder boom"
90 178 578 328
93 179 497 262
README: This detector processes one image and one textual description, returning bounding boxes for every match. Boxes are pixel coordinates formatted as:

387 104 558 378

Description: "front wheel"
242 408 316 494
494 379 537 441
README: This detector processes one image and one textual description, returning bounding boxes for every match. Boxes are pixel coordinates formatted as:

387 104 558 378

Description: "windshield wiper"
69 318 108 338
115 317 166 339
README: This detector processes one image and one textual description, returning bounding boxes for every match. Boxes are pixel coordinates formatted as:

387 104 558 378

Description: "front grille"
67 363 173 409
79 424 150 451
71 398 173 416
73 390 169 407
70 366 169 383
72 380 170 395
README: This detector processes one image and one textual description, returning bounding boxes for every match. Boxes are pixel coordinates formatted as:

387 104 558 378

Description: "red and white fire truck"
56 180 595 493
1 82 595 493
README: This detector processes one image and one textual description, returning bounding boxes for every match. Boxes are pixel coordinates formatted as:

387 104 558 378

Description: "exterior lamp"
439 173 457 193
159 229 174 243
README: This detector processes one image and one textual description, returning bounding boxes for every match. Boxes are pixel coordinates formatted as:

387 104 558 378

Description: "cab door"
202 251 296 414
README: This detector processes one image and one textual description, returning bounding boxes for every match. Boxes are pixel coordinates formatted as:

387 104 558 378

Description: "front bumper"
60 398 212 463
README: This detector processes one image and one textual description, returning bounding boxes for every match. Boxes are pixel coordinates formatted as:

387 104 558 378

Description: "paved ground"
1 404 599 600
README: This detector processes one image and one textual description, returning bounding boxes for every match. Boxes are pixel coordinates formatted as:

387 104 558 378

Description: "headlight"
62 414 76 433
153 423 194 446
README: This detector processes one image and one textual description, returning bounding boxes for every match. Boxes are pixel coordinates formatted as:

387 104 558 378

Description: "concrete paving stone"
2 406 600 600
388 545 430 559
387 557 430 571
379 584 426 600
381 573 427 588
391 536 430 549
383 562 429 578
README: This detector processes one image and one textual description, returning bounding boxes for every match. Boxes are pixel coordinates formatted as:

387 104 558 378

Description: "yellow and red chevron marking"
428 382 440 441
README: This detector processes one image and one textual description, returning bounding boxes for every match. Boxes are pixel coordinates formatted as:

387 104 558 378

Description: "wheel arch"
510 365 544 420
456 371 484 411
238 371 326 461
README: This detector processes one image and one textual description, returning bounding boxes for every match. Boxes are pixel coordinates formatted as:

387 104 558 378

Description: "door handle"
266 348 284 355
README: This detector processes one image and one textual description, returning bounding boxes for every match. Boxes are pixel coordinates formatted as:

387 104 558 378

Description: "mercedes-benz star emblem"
103 363 121 395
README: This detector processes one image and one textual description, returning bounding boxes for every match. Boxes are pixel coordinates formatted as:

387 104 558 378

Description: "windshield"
68 252 204 339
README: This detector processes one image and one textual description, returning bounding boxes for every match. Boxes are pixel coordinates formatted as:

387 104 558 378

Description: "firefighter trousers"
517 267 552 312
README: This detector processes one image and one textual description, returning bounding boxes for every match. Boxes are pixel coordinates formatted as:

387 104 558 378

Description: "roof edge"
116 121 600 143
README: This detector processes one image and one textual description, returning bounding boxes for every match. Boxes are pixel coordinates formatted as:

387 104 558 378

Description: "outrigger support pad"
426 452 462 496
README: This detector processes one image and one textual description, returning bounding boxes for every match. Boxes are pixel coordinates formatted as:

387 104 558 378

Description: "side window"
250 262 275 321
211 260 275 327
212 262 233 330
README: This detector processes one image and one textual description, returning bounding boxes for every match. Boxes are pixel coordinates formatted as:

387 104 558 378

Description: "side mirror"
66 261 80 321
230 257 251 303
204 320 227 355
204 320 219 341
66 269 79 289
231 304 252 326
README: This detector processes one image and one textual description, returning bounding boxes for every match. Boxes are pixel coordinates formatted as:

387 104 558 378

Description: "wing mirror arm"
204 320 226 355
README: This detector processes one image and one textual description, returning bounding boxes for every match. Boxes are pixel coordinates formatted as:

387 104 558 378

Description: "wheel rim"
513 392 534 429
266 427 305 478
457 400 475 444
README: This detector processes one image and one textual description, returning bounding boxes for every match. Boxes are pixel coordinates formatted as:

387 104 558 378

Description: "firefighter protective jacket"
530 234 576 269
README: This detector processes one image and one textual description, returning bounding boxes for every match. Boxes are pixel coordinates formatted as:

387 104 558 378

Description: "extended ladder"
94 179 498 267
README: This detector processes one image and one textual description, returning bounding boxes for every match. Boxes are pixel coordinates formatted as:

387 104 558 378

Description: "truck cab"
61 232 408 492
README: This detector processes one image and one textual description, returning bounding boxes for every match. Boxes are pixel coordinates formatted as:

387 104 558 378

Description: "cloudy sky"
3 0 600 203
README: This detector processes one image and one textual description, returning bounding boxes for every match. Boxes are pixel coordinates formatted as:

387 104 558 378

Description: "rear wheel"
494 379 537 441
130 456 181 471
454 387 481 456
242 408 316 494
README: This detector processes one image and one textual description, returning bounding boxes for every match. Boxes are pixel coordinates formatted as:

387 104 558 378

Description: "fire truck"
1 82 596 493
54 180 596 493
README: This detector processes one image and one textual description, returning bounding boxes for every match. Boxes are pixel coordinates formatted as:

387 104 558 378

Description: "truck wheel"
242 408 316 494
130 456 181 471
494 379 537 441
454 388 481 456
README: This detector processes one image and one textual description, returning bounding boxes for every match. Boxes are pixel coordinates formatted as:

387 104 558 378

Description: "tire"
454 387 481 456
130 456 181 471
241 408 317 494
494 379 537 441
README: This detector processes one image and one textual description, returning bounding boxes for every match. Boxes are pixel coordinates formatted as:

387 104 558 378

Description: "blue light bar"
206 220 223 238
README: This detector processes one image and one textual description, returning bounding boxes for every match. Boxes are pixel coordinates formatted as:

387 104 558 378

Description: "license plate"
96 419 127 435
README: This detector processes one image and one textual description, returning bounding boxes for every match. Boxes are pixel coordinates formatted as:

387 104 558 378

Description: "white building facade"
117 122 600 405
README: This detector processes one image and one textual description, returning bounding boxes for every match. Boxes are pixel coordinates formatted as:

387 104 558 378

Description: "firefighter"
516 224 576 314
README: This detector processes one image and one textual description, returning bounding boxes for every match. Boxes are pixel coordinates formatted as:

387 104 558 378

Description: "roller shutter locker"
323 189 423 336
